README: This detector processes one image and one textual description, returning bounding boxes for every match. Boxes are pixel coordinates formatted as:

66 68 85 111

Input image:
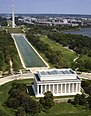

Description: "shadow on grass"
27 85 35 97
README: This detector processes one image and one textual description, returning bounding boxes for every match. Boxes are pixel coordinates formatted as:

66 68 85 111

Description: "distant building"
33 68 81 97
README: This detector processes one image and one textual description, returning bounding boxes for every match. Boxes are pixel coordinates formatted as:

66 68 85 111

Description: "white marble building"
33 68 81 97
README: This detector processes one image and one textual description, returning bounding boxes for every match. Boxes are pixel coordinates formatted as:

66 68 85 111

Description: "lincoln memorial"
33 68 81 97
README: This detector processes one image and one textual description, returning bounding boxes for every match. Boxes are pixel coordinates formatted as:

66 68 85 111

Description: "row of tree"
26 24 71 35
0 31 22 73
26 33 67 68
48 32 91 56
47 32 91 71
6 82 55 116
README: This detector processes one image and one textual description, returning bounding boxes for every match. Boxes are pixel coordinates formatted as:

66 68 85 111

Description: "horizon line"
0 13 91 15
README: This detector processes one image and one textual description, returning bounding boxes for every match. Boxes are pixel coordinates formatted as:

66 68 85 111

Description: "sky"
0 0 91 14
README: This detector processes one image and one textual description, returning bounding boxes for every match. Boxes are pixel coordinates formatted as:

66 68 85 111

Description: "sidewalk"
0 73 34 86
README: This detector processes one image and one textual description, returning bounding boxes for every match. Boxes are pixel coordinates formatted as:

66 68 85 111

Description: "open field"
38 103 91 116
0 27 22 33
39 35 77 66
6 27 23 33
78 55 91 61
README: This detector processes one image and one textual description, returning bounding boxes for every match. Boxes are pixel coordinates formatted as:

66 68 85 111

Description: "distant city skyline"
0 0 91 14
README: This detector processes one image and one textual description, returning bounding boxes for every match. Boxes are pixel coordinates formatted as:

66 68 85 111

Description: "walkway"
0 73 34 86
78 72 91 80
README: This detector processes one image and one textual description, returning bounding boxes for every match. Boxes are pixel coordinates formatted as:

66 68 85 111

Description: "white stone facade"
33 68 81 97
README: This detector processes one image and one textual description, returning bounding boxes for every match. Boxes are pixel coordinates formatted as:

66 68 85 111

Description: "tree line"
48 32 91 56
47 32 91 71
26 33 67 68
0 31 22 73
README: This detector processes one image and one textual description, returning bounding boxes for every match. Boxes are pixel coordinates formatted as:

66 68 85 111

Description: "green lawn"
5 27 23 33
39 35 77 66
0 27 22 33
78 55 91 61
0 79 33 116
38 103 91 116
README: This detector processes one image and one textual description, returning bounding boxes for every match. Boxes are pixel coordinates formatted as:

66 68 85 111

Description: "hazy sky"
0 0 91 14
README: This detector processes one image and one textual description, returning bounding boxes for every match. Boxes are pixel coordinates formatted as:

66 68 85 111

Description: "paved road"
78 72 91 80
0 72 91 86
0 73 34 86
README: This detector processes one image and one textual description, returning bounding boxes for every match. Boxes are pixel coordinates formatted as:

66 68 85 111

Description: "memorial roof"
39 69 75 76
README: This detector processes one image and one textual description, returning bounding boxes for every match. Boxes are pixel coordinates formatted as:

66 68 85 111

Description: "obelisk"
12 0 15 28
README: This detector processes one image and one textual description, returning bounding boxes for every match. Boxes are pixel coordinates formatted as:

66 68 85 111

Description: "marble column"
49 84 50 91
57 84 58 94
61 84 62 94
41 85 42 94
69 83 70 93
76 83 78 93
72 83 74 93
79 83 81 92
53 84 54 94
37 85 39 95
65 84 66 93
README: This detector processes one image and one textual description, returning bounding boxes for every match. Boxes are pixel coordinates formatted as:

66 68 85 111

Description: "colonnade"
37 83 81 95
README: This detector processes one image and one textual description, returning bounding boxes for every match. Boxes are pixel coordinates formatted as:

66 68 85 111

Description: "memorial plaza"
33 68 81 97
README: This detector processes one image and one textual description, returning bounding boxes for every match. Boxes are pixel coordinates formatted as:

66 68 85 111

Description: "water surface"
13 34 47 68
64 28 91 37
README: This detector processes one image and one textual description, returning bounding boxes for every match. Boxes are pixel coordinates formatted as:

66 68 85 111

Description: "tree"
44 91 54 100
88 50 91 57
74 94 86 105
87 96 91 108
21 95 42 115
16 107 26 116
85 60 91 71
9 88 21 98
39 97 45 109
39 91 55 110
6 97 20 109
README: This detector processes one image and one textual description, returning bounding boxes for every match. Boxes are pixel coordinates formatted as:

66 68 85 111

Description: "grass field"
39 35 77 66
6 27 23 33
37 103 91 116
0 27 23 33
78 55 91 61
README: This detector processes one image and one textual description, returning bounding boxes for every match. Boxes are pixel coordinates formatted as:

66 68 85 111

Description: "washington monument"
12 0 15 28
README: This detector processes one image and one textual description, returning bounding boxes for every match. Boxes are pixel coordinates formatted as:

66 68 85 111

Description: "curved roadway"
0 74 34 86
